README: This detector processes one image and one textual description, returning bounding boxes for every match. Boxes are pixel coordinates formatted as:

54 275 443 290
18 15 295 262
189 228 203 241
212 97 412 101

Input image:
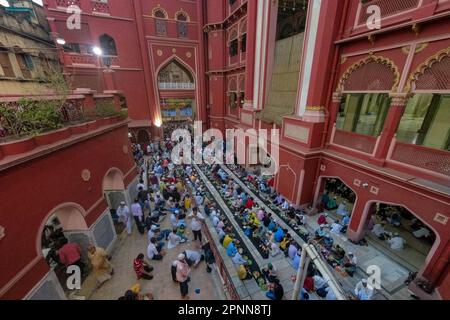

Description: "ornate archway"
405 46 450 92
337 55 400 92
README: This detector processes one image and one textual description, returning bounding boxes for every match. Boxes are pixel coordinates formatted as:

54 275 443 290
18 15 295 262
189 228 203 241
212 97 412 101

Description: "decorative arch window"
99 34 117 56
176 11 189 38
0 44 14 78
228 29 238 57
154 9 167 36
396 49 450 151
335 56 400 137
157 59 194 89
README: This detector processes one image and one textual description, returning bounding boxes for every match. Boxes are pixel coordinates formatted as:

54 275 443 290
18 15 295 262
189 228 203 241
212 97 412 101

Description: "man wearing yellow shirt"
222 234 233 248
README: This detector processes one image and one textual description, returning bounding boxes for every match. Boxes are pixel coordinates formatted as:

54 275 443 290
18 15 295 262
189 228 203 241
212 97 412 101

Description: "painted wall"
0 124 135 299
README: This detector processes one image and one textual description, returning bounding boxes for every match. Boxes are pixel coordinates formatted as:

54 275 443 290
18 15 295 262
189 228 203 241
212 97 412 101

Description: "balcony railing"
91 0 110 15
53 0 109 15
332 129 377 154
158 82 195 90
358 0 420 25
389 140 450 177
55 0 81 7
64 53 97 66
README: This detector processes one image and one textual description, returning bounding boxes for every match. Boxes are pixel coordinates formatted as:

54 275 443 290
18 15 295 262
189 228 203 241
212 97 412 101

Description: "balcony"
158 82 195 90
388 139 450 177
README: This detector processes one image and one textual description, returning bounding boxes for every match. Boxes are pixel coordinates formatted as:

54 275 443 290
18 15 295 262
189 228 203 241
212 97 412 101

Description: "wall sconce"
92 46 103 56
362 182 369 188
56 38 66 45
154 118 162 128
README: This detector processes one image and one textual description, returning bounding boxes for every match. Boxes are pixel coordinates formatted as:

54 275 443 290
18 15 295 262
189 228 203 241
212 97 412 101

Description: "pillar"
326 91 343 144
243 0 257 108
102 69 116 91
295 0 344 117
132 0 158 127
372 93 409 164
346 197 370 242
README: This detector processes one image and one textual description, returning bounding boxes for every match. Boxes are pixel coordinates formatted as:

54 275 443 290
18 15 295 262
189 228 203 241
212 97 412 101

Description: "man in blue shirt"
274 227 285 243
291 250 301 270
226 240 238 257
268 220 277 232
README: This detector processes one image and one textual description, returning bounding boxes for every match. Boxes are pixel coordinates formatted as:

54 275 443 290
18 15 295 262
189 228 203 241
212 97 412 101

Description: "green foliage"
0 99 62 137
82 100 128 121
95 100 119 117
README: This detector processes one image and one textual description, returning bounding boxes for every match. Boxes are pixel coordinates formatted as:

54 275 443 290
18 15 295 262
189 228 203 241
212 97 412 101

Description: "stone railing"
158 82 195 90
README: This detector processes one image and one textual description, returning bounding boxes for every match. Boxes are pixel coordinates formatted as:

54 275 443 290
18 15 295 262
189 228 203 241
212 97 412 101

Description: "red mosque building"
0 0 449 300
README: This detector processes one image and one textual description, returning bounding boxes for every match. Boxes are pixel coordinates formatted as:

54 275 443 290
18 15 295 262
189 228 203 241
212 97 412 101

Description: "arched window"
176 12 189 38
99 34 117 56
396 49 450 151
154 9 167 36
158 60 194 89
0 43 14 78
335 56 400 137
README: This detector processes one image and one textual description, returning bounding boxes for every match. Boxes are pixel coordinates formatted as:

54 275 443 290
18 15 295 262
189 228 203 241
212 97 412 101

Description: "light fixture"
92 46 103 56
56 38 66 45
154 118 162 128
128 132 132 138
362 183 369 188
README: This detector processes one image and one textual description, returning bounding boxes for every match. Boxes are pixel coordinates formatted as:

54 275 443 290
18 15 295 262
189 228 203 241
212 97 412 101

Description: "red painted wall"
0 124 135 299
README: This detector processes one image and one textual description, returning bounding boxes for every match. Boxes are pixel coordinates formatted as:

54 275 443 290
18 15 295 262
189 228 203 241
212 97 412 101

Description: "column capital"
389 92 411 107
332 91 343 103
305 106 325 111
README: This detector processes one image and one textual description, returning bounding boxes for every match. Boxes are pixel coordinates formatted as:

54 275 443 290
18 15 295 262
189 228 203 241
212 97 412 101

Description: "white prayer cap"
348 252 353 256
178 253 185 261
361 279 367 284
120 201 126 205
